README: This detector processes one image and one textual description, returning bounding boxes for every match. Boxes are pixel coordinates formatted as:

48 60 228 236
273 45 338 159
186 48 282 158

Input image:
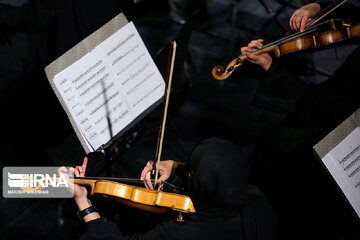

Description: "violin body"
350 23 360 38
213 20 360 80
75 178 196 214
279 26 350 54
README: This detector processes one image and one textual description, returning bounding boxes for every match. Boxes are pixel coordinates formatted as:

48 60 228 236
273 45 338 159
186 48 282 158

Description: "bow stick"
153 41 177 187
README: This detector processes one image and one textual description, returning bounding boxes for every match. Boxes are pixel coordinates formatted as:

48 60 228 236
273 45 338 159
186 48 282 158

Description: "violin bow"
309 0 348 27
287 0 348 35
153 41 177 187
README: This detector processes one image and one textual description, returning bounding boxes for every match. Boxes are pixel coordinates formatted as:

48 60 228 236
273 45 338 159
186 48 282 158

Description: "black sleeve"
171 162 190 193
80 218 175 240
315 1 333 10
0 0 56 33
253 61 308 114
293 46 360 123
253 47 360 123
80 219 125 240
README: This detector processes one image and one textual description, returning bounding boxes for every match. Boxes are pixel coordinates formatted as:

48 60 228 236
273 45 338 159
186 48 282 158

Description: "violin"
73 176 195 214
20 175 195 214
212 19 360 80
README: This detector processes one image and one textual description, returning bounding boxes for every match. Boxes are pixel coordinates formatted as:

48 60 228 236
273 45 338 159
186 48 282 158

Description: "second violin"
212 19 360 80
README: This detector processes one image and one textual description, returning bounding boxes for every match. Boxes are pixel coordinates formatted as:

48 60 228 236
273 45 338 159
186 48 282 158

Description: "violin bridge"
342 20 352 39
157 181 164 192
330 19 336 30
342 20 351 27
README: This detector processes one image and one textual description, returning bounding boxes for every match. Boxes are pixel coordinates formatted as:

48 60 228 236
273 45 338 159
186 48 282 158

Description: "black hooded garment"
79 138 277 240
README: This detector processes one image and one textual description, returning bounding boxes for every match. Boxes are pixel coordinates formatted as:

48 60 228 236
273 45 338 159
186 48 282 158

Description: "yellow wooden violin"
73 176 195 214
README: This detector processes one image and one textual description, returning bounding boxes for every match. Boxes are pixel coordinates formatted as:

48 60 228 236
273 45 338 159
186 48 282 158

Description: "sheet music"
322 127 360 217
53 22 165 151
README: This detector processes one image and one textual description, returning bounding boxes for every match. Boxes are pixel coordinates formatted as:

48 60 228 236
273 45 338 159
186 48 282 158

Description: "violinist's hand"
72 157 89 200
140 160 178 190
290 3 321 32
59 158 89 204
60 157 100 222
241 39 272 71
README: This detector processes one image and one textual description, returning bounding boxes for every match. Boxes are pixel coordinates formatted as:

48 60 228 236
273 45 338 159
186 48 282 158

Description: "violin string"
73 176 176 188
243 29 317 57
237 20 335 59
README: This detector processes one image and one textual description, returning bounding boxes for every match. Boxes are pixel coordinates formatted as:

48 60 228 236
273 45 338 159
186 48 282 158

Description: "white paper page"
53 65 103 152
322 127 360 217
53 22 165 151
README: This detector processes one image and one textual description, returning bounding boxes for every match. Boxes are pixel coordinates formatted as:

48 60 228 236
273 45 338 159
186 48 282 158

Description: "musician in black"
240 1 360 239
66 138 277 240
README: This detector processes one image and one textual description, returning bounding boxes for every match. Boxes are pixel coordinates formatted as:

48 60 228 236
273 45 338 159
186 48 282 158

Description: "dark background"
0 0 359 239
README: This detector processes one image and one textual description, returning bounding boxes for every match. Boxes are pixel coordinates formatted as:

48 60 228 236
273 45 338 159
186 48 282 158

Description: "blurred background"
0 0 359 239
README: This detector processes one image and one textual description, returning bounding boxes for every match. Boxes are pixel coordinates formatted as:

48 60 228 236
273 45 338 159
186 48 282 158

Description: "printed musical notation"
322 127 360 217
53 22 165 151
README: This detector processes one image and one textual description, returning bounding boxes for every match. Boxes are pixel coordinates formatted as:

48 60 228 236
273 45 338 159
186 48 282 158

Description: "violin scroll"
212 57 244 80
212 65 227 80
